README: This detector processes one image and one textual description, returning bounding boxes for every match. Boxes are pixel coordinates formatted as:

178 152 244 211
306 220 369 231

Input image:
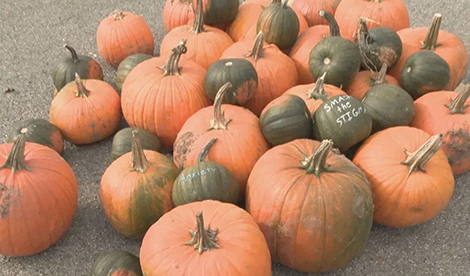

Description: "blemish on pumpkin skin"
0 183 19 219
445 128 470 166
174 131 196 168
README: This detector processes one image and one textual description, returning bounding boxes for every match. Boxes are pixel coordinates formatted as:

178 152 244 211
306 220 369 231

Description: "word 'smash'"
323 95 367 128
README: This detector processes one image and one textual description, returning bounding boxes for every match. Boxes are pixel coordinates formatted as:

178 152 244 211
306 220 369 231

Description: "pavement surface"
0 0 469 275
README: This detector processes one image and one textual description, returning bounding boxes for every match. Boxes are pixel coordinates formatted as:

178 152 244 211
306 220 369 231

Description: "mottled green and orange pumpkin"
90 249 143 276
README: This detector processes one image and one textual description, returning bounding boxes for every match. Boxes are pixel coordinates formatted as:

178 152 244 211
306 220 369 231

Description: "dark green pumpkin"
361 84 415 133
110 127 161 163
256 0 299 50
204 58 258 105
192 0 239 27
309 36 361 90
313 95 372 152
52 44 103 97
172 138 240 206
90 249 143 276
260 94 313 146
116 54 152 95
357 19 403 71
400 51 450 99
7 118 64 154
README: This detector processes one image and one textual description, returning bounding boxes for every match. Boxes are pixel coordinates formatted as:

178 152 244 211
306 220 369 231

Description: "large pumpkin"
140 200 272 276
410 84 470 175
347 64 399 100
99 131 179 238
163 0 195 32
353 127 454 227
121 40 210 149
173 83 270 193
0 136 78 257
110 127 161 163
90 249 143 276
116 53 153 95
246 139 373 272
96 10 154 68
290 0 342 26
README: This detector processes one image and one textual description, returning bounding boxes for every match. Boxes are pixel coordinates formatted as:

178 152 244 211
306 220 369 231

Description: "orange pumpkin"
160 0 233 69
410 84 470 175
121 40 210 149
0 136 78 257
163 0 195 32
347 64 399 100
389 13 468 91
221 32 298 116
227 1 265 42
96 10 154 68
353 127 455 227
50 73 121 145
173 83 270 193
246 139 374 272
140 200 272 276
290 0 342 26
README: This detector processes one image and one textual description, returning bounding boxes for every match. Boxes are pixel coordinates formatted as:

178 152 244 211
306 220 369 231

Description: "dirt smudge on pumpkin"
174 131 196 168
445 128 470 166
0 182 19 219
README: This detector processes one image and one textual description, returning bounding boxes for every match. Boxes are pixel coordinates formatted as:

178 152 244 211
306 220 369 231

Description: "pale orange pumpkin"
347 64 399 100
290 0 342 26
163 0 195 32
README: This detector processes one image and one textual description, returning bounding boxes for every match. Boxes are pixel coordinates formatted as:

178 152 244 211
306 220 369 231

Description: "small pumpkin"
289 0 342 26
50 73 122 145
246 139 374 272
99 130 180 238
204 58 258 105
0 135 78 257
227 0 265 42
163 0 195 32
116 54 153 95
110 127 161 163
410 84 470 175
260 94 313 146
353 127 455 227
52 44 103 97
90 249 143 276
191 0 239 27
96 10 155 68
347 63 399 100
7 118 64 154
400 51 450 99
172 138 240 206
140 200 272 276
313 94 372 152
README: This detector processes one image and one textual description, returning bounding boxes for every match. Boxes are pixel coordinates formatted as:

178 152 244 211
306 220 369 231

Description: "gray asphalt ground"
0 0 469 275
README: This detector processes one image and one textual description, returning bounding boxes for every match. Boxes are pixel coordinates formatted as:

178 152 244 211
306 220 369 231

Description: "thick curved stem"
245 31 265 61
198 138 217 162
446 83 470 114
130 130 150 173
74 73 90 98
300 140 334 176
159 39 187 76
208 83 233 130
373 63 388 85
319 10 340 37
64 44 79 63
421 13 442 50
185 211 221 254
401 134 443 176
307 72 327 100
190 0 205 34
0 135 30 174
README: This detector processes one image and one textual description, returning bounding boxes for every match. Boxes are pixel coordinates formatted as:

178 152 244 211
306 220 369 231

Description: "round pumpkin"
163 0 195 32
204 58 258 105
52 44 103 97
347 64 399 100
50 73 122 145
140 200 272 276
96 10 154 68
7 118 64 154
100 131 180 238
246 139 373 272
90 249 143 276
227 0 265 42
0 136 78 257
191 0 239 27
410 84 470 175
116 54 153 95
400 51 450 99
353 127 455 227
313 94 372 152
110 127 161 163
290 0 342 26
173 82 270 193
121 39 210 149
260 94 312 146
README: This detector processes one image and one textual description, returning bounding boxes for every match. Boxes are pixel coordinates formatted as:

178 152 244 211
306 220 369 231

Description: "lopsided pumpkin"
110 127 161 163
90 249 143 276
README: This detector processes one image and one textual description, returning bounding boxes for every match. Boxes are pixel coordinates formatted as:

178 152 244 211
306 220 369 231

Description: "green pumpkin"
192 0 239 26
172 138 240 206
400 51 450 99
309 36 361 90
260 94 313 146
52 44 103 97
7 118 64 154
110 127 161 163
204 58 258 105
313 95 372 152
116 54 152 95
256 0 299 50
361 84 415 133
90 249 143 276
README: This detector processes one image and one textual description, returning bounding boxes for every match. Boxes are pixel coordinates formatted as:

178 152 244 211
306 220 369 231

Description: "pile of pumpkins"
0 0 469 275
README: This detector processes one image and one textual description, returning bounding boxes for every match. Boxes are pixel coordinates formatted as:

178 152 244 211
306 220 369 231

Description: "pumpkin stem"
421 13 443 50
185 211 221 254
301 140 334 176
130 130 151 173
111 10 125 20
190 0 205 34
372 63 388 85
208 82 233 130
356 18 371 44
0 135 30 174
74 73 90 98
159 39 187 76
401 134 443 175
446 83 470 114
245 31 265 62
319 10 340 37
64 44 79 63
307 72 328 100
198 138 217 163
